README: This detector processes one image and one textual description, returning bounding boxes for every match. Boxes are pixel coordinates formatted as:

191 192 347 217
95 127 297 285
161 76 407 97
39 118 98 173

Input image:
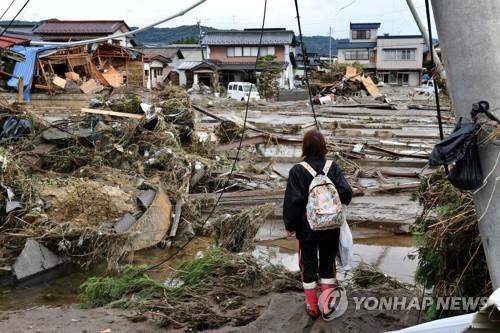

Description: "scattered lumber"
81 108 143 119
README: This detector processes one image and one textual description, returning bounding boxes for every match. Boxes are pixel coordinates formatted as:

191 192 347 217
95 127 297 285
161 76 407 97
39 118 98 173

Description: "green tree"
256 55 281 99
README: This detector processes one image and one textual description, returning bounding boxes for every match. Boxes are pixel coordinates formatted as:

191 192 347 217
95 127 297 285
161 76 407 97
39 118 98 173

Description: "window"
228 84 233 90
238 85 243 91
227 46 273 57
152 68 162 78
258 46 275 56
383 48 416 61
397 73 409 86
345 50 369 60
352 29 370 40
243 47 259 56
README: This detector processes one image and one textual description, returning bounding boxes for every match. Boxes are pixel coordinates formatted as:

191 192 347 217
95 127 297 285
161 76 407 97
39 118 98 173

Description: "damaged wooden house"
32 43 145 94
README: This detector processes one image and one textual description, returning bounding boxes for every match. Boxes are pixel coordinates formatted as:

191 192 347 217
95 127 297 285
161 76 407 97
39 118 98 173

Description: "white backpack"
300 160 343 230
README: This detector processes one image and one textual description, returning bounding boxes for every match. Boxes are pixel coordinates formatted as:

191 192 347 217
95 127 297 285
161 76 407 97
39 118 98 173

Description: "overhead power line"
0 0 16 22
0 0 30 39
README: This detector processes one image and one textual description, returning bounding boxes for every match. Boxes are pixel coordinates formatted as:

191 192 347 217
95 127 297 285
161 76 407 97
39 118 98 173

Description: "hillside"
3 21 344 55
301 36 349 56
134 25 218 45
134 25 344 55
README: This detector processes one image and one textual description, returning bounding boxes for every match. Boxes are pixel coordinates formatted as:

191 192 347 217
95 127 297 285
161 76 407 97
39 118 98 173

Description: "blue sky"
11 0 436 38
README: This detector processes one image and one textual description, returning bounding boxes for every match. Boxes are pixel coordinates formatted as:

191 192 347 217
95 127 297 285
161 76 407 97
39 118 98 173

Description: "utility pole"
329 26 332 70
431 0 500 289
406 0 445 79
197 19 204 60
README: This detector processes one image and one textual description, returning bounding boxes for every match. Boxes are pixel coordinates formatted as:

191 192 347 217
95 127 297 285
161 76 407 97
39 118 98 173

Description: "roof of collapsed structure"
201 28 295 46
33 20 131 34
0 34 30 48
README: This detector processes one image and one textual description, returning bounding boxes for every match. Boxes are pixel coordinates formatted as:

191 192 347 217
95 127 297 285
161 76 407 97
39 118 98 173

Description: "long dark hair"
302 129 327 159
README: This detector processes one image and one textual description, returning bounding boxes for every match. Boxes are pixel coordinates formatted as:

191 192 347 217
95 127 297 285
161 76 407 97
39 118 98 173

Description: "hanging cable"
294 0 319 130
0 0 16 22
144 0 269 272
0 0 30 38
424 0 448 174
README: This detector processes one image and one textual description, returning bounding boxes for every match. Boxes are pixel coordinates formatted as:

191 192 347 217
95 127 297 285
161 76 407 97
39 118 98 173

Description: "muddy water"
0 234 416 311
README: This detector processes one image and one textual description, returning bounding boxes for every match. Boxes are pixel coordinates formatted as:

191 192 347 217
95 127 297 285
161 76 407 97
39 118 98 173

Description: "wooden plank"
89 61 110 86
17 77 23 103
65 72 80 81
102 65 123 87
52 76 66 89
81 108 143 119
361 75 382 97
79 79 99 94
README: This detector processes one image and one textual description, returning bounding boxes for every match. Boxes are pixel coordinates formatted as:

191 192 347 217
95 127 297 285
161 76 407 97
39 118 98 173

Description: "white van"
227 82 260 101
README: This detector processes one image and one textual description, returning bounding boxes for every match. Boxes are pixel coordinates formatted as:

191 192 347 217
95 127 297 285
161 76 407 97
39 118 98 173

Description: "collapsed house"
0 34 30 98
6 42 145 100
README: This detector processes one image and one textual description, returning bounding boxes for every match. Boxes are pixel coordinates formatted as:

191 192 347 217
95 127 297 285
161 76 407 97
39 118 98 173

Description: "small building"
33 20 135 47
201 28 296 89
376 35 425 86
136 44 205 87
143 54 170 89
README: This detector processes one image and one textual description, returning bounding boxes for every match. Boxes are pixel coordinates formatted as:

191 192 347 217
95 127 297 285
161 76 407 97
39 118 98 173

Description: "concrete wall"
376 38 424 70
432 0 500 289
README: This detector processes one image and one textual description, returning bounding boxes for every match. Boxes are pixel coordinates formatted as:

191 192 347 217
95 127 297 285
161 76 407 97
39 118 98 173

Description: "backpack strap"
300 161 317 177
323 160 333 175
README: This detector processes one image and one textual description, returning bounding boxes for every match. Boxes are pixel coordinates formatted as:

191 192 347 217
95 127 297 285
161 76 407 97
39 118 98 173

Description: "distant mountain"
300 36 349 56
4 21 345 55
134 25 219 45
135 25 346 56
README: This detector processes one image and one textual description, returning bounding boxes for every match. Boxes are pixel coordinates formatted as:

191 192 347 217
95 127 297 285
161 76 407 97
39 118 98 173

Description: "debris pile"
210 204 274 252
312 66 384 104
78 248 301 331
0 86 244 280
412 169 491 319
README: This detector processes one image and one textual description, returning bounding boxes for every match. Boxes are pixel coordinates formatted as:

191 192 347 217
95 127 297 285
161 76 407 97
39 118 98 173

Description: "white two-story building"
376 34 424 86
337 22 424 86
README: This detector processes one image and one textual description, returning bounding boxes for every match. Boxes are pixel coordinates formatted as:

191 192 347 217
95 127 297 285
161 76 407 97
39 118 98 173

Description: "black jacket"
283 156 353 241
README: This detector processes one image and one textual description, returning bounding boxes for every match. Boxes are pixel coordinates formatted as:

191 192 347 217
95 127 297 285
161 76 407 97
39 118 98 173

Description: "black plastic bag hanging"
429 120 480 166
447 136 483 190
428 102 489 191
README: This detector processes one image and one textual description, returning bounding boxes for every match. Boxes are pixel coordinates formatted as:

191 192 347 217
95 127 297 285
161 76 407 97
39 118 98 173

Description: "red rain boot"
319 278 337 292
303 281 320 318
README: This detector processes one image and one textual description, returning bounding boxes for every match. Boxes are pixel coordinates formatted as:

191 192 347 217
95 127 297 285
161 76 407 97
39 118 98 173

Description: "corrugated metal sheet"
0 34 30 48
7 45 57 101
178 61 202 70
33 20 129 34
201 30 294 46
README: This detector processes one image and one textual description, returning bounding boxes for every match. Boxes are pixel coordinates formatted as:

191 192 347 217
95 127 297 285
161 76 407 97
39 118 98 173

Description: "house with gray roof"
136 44 204 86
337 22 424 86
201 28 296 90
33 20 135 47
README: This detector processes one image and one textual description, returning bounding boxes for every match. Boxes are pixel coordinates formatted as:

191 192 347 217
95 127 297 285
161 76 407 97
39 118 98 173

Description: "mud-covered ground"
0 288 421 333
